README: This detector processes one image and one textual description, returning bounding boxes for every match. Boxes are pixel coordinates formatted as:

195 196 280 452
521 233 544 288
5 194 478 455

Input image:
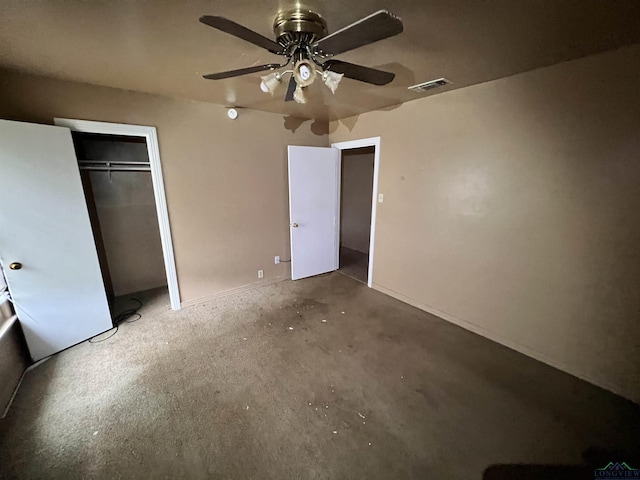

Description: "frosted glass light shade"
293 85 307 104
322 71 343 94
260 72 282 95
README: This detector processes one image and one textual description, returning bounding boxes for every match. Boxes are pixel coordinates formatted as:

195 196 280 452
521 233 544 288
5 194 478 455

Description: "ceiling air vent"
408 78 452 93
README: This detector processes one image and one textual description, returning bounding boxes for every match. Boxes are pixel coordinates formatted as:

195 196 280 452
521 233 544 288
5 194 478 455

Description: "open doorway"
339 146 375 284
332 136 381 287
70 132 168 313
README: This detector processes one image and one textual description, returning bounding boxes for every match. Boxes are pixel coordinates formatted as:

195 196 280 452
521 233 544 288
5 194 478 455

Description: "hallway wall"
340 149 375 254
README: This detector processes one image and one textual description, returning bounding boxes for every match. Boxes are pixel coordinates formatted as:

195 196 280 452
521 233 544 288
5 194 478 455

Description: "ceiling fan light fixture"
322 70 343 94
293 85 307 104
259 72 282 95
293 59 316 88
200 9 404 104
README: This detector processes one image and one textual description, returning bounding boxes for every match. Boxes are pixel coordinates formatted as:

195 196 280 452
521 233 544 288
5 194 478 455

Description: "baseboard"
2 356 51 419
372 282 637 404
180 275 290 308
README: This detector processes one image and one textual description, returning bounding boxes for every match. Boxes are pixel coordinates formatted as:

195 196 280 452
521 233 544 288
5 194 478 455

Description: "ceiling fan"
199 9 403 104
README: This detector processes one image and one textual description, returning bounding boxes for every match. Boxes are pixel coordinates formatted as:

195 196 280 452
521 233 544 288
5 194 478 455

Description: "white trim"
331 137 381 288
2 353 51 419
287 152 295 280
334 152 341 271
53 118 181 310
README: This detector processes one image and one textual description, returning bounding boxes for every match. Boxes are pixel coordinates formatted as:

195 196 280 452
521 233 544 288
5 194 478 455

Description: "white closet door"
0 119 112 361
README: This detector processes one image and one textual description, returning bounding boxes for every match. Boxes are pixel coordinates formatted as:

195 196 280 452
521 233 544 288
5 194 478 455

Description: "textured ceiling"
1 0 640 120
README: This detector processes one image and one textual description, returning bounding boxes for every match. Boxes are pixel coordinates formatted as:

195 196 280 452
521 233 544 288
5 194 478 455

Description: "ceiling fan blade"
323 60 395 86
313 10 403 56
203 63 282 80
199 15 285 55
284 75 296 102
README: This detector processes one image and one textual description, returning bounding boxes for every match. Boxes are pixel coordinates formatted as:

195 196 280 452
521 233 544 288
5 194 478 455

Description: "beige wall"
0 70 328 305
340 150 374 254
330 45 640 402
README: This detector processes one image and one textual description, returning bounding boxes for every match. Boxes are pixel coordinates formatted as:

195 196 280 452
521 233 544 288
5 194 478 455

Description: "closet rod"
80 166 151 172
78 160 150 166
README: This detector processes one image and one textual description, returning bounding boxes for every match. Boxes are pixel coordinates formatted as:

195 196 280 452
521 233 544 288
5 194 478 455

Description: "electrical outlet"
257 269 264 279
275 256 280 264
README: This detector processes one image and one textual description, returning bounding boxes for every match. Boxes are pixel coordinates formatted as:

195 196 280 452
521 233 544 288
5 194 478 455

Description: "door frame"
54 118 181 310
331 137 381 288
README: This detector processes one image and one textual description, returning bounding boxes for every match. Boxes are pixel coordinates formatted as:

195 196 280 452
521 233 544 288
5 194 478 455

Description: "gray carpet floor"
1 273 638 479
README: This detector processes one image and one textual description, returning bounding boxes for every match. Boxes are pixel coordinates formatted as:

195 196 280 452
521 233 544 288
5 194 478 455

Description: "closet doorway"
54 119 180 311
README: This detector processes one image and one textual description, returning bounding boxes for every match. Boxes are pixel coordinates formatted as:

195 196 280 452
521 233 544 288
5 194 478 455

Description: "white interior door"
288 145 339 280
0 119 113 361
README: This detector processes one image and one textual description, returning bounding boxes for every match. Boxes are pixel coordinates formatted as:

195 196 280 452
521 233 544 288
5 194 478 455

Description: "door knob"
292 223 299 228
9 262 22 270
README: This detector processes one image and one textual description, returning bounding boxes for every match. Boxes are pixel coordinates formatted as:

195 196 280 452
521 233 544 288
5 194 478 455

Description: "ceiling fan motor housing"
273 9 328 49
